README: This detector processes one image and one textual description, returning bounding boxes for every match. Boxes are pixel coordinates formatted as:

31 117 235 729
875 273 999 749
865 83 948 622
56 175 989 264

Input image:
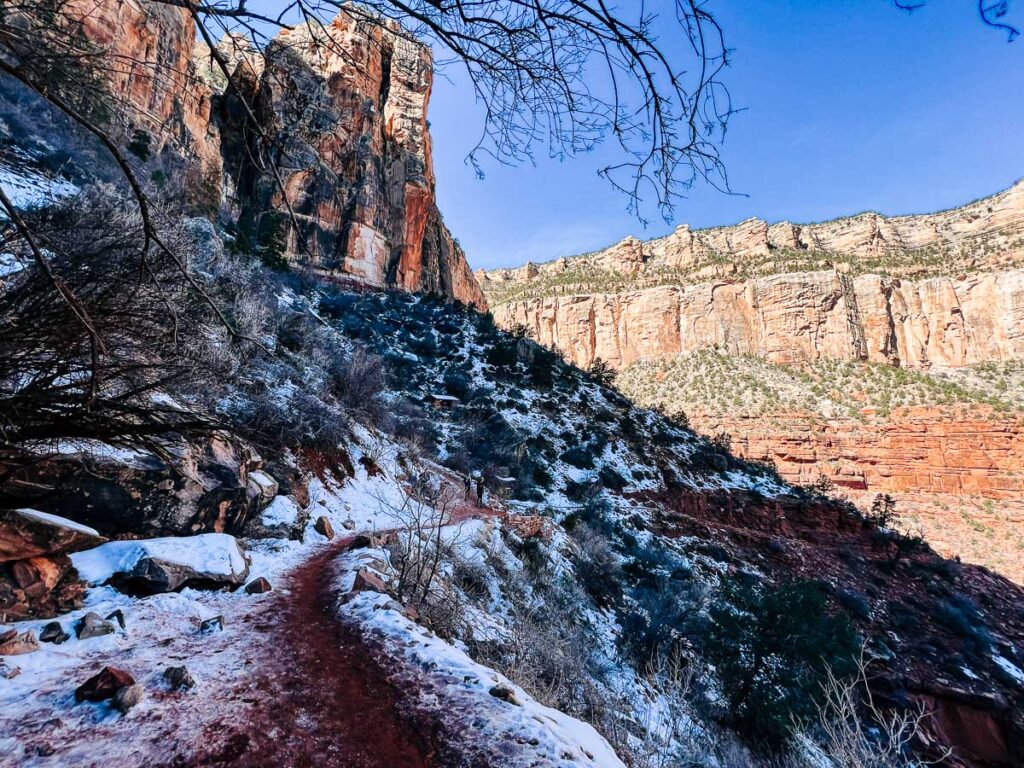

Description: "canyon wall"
489 268 1024 370
482 179 1024 368
692 407 1024 500
0 0 484 308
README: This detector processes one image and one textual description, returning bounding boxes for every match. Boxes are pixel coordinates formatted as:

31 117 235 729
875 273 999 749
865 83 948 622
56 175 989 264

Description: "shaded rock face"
11 435 263 538
67 0 222 208
210 12 485 308
0 554 85 621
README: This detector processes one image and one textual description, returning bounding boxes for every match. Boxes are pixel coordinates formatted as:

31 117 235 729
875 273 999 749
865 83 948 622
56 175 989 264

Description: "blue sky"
426 1 1024 270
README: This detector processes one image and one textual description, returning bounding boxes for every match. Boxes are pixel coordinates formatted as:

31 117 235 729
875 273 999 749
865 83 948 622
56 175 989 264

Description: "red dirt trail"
186 538 436 768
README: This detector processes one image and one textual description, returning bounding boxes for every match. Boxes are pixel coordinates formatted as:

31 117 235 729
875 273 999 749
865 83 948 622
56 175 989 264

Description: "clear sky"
426 0 1024 271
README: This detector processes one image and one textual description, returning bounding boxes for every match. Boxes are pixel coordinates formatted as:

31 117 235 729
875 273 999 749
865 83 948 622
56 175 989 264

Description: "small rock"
75 667 135 702
112 683 144 713
314 516 335 540
351 568 387 594
39 621 70 645
0 630 39 655
488 684 519 705
342 519 355 530
244 577 272 594
105 609 126 629
75 612 115 640
0 661 20 679
200 615 224 634
164 665 196 691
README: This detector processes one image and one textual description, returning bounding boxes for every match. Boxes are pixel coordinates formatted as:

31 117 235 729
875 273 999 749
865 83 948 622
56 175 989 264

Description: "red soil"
186 539 435 768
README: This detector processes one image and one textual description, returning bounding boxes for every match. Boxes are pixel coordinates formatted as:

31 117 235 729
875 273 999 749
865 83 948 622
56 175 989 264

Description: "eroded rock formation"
490 268 1024 370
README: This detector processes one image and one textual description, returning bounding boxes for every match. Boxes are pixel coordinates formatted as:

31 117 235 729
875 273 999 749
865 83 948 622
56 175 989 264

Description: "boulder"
244 577 272 594
39 621 69 645
246 470 278 509
105 609 126 629
112 683 144 713
314 516 335 540
488 684 520 706
12 434 263 538
75 667 135 703
0 554 86 620
75 612 115 640
71 534 249 596
199 615 224 634
164 665 196 691
0 508 105 562
245 495 307 540
351 568 387 594
0 629 38 655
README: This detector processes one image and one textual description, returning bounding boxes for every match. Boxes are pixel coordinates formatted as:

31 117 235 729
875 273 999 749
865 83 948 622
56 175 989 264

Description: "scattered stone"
112 682 144 713
75 667 135 702
0 630 38 655
164 665 196 691
488 684 519 705
0 661 20 679
200 615 224 634
351 568 387 594
342 519 355 530
75 612 115 640
105 609 126 629
314 516 335 540
39 621 70 645
244 577 272 594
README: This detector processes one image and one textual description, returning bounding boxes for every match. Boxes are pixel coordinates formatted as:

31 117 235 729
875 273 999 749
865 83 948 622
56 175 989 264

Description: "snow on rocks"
334 548 626 768
0 508 105 562
70 534 249 595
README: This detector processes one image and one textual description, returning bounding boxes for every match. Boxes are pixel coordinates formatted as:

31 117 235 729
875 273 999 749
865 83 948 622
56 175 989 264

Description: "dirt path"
187 538 436 768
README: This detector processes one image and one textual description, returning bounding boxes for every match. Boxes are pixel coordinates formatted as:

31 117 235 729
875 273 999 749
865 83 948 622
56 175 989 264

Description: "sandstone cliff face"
0 0 484 308
492 268 1024 370
207 13 485 308
482 180 1024 367
70 0 222 185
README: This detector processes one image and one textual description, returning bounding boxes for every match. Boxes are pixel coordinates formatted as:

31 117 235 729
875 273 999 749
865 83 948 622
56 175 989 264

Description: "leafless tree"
811 648 953 768
375 470 464 607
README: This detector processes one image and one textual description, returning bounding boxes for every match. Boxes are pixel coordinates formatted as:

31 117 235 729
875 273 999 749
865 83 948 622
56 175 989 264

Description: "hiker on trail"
463 474 472 499
475 475 485 508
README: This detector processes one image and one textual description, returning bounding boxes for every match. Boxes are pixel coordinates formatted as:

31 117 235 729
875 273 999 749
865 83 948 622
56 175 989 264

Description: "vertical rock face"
493 268 1024 370
482 180 1024 367
67 0 223 207
209 12 486 308
1 1 484 308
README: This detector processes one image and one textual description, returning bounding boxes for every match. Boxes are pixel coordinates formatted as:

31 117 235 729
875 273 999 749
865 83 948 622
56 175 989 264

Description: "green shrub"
703 579 859 751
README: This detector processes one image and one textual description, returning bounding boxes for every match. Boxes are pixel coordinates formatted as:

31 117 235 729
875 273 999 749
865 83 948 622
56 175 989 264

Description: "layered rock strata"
481 181 1024 369
489 268 1024 370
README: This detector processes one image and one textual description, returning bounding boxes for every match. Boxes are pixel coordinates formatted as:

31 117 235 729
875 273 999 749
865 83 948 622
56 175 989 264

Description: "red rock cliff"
5 1 485 309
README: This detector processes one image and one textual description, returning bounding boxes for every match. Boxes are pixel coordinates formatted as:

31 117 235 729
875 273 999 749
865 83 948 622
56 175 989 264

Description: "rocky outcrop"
690 407 1024 501
5 435 267 538
202 11 486 308
69 0 222 207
